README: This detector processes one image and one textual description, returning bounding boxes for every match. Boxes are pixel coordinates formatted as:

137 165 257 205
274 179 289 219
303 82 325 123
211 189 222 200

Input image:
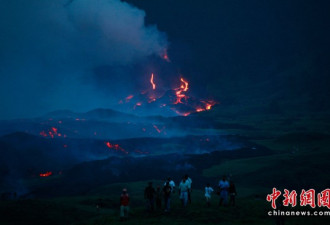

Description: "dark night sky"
0 0 329 119
125 0 330 112
125 0 330 87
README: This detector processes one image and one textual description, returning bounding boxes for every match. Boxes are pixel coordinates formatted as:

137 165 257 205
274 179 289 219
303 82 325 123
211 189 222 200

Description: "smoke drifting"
0 0 168 119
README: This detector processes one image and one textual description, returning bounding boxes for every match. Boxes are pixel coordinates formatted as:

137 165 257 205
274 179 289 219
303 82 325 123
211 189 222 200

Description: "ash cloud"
0 0 168 119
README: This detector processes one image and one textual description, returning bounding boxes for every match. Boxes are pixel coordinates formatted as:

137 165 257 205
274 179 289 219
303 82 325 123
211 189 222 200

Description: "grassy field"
1 183 329 225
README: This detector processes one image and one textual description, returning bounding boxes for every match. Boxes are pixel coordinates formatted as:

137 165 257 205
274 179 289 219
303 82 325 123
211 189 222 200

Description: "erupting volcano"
119 73 217 116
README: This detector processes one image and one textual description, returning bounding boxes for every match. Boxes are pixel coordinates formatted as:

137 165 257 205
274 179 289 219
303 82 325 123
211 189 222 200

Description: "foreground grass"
1 180 329 225
0 189 273 225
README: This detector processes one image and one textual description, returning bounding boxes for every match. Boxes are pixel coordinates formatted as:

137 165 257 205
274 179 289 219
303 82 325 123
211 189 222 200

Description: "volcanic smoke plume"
0 0 168 119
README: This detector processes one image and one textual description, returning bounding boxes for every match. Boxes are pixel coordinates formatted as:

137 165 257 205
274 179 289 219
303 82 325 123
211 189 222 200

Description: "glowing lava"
39 127 64 139
153 124 161 133
171 109 191 117
40 171 52 177
161 49 170 62
125 95 134 102
133 102 142 109
150 73 156 90
180 78 189 91
118 73 217 116
174 78 189 104
105 142 128 154
200 100 217 111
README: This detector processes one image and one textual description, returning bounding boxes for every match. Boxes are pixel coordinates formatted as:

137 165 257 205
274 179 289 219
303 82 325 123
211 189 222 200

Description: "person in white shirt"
164 177 175 193
205 183 214 207
218 175 229 206
179 176 190 207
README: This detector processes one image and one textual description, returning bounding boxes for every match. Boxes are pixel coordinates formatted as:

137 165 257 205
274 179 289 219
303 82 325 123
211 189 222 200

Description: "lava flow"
150 73 156 90
119 73 217 116
40 127 64 138
174 78 189 104
105 141 128 154
125 95 134 103
152 124 166 134
40 171 52 177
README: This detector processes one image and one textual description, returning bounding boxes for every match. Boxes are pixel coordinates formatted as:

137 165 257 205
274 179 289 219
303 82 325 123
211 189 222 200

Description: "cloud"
0 0 167 119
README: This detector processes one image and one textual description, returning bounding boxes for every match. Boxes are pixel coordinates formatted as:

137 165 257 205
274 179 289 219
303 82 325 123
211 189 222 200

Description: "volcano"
118 74 217 116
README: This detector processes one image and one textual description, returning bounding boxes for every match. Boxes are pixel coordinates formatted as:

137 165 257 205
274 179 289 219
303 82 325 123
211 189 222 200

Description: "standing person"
155 186 162 210
120 188 129 221
218 175 229 206
179 176 189 208
205 183 214 207
228 181 237 206
164 177 175 193
185 174 192 204
144 182 156 212
163 181 172 212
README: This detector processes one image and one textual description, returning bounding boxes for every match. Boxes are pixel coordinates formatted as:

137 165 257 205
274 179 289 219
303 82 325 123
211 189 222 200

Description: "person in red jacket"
120 188 129 221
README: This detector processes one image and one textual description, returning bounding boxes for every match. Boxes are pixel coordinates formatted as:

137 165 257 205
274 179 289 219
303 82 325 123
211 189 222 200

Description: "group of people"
144 174 192 213
208 175 237 207
119 175 237 221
